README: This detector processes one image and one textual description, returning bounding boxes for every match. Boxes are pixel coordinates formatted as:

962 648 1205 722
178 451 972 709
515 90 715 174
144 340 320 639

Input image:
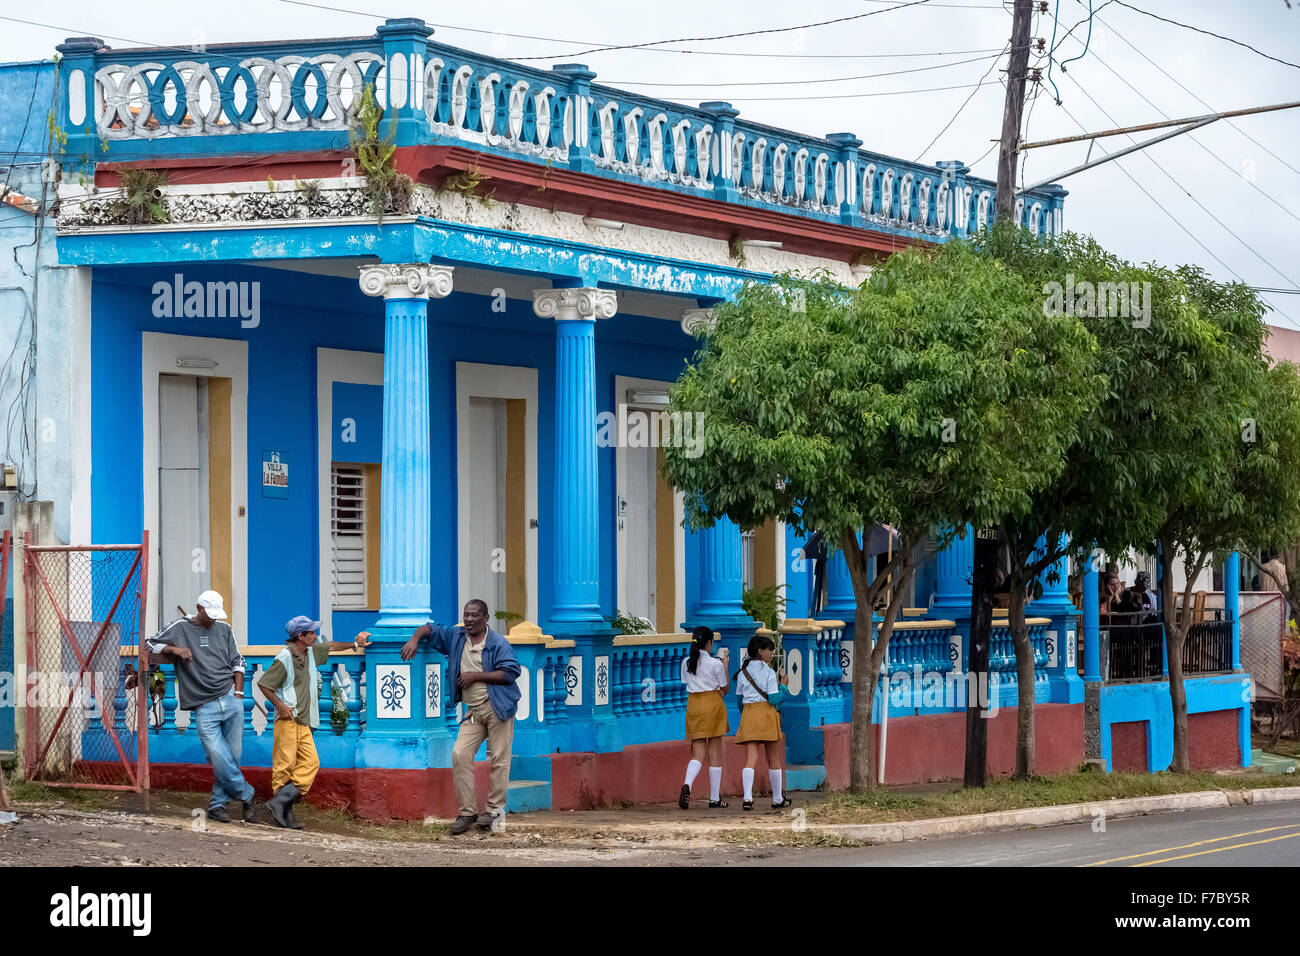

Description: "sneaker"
207 805 232 824
678 784 691 810
476 809 502 831
708 800 729 809
742 800 754 812
449 814 477 835
241 798 259 824
770 796 793 810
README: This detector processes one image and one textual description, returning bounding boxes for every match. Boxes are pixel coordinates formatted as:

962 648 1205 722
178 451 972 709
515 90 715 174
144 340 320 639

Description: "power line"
604 51 1002 89
706 80 1001 103
281 0 1005 60
911 42 1010 161
1061 70 1300 294
1075 37 1300 226
1052 101 1300 329
1108 0 1300 71
508 0 938 61
1068 2 1300 178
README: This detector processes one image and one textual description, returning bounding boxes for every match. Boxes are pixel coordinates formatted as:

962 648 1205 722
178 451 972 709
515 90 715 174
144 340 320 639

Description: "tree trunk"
849 601 878 793
1009 581 1036 778
964 529 998 787
1159 544 1192 772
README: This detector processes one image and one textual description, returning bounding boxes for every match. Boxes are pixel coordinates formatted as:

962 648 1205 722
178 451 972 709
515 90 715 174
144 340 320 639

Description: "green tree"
1144 270 1300 771
662 243 1096 791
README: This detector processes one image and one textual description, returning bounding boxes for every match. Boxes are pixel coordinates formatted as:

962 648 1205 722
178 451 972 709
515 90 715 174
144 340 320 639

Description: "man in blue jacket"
401 599 521 834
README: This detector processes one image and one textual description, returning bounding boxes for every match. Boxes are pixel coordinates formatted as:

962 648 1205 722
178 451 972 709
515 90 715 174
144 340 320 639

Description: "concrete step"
506 779 552 813
785 764 827 792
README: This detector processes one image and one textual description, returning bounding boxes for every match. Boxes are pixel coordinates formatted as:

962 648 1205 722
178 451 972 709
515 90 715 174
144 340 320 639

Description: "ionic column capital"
359 263 454 300
532 287 618 321
680 307 717 336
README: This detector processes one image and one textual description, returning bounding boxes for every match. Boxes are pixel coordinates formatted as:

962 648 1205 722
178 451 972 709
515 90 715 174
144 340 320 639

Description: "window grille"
331 465 367 608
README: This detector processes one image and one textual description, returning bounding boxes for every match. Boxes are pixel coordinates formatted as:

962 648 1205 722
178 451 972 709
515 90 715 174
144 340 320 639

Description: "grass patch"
354 820 451 842
722 828 869 849
6 779 121 811
804 770 1297 825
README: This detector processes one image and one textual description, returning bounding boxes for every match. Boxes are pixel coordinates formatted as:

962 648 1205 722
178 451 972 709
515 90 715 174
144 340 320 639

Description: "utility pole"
996 0 1035 220
964 527 999 788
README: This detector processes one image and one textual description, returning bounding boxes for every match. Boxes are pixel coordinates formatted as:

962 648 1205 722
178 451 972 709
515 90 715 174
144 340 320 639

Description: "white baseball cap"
197 590 228 620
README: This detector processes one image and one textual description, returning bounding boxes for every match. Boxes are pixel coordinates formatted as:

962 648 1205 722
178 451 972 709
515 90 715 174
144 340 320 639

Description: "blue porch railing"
53 18 1065 239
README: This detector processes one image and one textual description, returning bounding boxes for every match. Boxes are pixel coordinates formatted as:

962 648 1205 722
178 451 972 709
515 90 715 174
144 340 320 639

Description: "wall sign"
261 449 289 498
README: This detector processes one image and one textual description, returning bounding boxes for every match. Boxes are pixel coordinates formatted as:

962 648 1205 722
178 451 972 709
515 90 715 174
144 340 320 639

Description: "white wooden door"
157 375 210 622
462 397 508 619
621 443 658 628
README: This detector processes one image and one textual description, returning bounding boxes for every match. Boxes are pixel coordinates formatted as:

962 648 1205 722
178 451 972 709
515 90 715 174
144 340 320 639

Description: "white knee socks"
684 759 702 789
742 767 755 801
709 766 722 802
769 769 784 803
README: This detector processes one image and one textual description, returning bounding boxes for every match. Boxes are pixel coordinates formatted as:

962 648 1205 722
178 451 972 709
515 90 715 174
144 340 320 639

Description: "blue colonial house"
0 16 1248 816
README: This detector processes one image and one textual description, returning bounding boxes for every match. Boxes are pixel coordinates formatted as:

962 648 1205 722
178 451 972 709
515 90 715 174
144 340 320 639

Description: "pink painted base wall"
821 703 1085 788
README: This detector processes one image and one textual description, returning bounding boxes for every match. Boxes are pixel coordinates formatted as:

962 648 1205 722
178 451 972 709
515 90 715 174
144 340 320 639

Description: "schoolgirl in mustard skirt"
734 633 792 812
678 627 730 810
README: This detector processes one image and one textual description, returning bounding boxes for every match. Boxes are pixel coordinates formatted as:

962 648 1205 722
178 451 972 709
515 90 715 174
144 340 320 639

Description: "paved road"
776 802 1300 866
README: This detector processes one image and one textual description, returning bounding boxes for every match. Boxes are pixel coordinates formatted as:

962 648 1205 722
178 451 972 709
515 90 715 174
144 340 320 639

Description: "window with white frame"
330 465 368 608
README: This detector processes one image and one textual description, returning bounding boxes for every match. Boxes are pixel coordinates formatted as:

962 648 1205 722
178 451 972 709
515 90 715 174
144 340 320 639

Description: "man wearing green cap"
257 616 370 829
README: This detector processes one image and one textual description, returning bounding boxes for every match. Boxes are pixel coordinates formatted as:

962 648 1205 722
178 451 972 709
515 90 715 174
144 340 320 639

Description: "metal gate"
23 533 150 793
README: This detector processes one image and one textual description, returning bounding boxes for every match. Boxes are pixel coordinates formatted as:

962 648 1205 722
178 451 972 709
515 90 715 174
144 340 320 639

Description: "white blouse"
680 648 728 693
735 658 780 704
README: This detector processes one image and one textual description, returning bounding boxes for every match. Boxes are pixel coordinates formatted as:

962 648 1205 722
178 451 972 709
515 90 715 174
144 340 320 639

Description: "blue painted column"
1226 550 1241 669
534 286 621 753
1033 536 1083 704
931 527 973 686
822 548 858 621
54 37 101 177
356 263 453 770
686 516 759 681
1082 552 1101 682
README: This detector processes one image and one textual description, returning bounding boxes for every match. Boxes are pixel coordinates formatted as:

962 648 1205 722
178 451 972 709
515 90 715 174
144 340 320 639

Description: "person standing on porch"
146 590 256 824
733 633 792 812
400 599 521 835
679 626 731 810
257 616 370 829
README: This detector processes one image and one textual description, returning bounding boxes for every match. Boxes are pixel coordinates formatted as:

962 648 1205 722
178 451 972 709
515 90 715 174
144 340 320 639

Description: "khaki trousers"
271 719 320 795
452 699 514 817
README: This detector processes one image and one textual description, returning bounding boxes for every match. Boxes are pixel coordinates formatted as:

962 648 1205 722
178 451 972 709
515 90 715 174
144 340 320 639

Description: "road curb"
804 786 1300 844
513 786 1300 845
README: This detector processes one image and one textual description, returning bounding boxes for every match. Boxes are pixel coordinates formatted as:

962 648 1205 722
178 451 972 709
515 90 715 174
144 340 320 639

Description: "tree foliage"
662 242 1097 790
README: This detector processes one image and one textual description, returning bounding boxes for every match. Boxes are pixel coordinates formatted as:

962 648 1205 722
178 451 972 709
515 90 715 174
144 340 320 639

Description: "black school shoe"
678 784 691 810
771 797 793 810
742 800 754 811
708 800 729 809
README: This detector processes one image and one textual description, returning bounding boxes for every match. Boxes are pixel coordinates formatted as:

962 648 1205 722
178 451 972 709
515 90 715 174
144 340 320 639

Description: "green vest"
271 645 320 729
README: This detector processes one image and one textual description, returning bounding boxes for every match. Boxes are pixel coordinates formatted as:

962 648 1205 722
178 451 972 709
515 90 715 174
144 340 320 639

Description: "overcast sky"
3 0 1297 325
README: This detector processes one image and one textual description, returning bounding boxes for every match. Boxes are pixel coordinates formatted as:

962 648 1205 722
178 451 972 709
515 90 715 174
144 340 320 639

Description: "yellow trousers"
271 719 320 795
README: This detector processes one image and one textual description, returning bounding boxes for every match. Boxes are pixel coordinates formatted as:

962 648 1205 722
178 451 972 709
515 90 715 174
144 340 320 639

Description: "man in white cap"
146 590 257 824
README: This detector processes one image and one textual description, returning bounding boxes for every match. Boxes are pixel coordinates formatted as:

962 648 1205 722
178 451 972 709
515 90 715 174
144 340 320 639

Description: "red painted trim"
98 145 925 264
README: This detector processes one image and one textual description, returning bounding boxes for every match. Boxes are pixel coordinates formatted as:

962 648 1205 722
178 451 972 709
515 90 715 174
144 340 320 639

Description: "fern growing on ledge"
348 84 413 220
112 168 170 225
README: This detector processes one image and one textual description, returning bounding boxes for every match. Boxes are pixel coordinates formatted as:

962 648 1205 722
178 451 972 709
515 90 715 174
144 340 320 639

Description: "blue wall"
89 263 697 641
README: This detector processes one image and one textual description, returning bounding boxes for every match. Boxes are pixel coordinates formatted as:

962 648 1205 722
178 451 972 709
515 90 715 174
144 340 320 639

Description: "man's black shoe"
207 805 232 824
450 814 477 835
242 798 259 823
